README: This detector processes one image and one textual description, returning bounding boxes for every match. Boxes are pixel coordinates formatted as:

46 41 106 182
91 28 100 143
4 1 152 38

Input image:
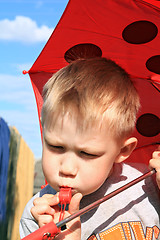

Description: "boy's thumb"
69 193 83 215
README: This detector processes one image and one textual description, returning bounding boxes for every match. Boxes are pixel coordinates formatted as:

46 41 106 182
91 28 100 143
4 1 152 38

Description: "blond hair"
41 58 140 139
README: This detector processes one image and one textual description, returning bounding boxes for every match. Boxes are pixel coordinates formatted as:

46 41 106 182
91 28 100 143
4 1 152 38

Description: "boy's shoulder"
104 162 159 197
114 162 160 203
111 162 149 184
121 162 149 177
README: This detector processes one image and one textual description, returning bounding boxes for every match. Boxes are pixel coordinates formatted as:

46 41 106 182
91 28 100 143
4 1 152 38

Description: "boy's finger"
150 159 160 189
38 215 54 228
149 159 160 170
43 193 60 206
31 204 55 220
42 193 59 199
33 193 59 206
152 151 160 159
69 193 83 215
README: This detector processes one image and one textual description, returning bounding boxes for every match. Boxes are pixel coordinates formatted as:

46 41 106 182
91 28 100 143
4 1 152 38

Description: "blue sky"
0 0 69 159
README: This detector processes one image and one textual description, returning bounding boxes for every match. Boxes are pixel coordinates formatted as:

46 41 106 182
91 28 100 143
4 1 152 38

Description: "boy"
20 58 160 240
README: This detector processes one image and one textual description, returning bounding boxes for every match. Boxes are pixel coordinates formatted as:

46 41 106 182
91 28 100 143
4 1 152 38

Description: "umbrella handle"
21 222 60 239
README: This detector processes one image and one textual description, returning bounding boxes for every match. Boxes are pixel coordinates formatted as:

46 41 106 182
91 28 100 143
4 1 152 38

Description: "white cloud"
0 16 53 43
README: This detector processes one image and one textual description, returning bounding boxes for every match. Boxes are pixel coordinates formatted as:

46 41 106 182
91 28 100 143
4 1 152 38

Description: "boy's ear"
115 137 137 163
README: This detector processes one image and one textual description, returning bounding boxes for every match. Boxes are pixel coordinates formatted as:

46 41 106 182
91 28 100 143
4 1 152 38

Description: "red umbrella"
24 0 160 160
25 0 160 166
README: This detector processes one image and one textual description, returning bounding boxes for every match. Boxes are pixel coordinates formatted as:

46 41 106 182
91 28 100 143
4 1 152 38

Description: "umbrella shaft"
56 169 156 228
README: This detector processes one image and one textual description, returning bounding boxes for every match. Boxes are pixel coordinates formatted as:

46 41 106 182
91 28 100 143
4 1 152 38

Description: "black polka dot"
64 43 102 63
122 20 158 44
146 55 160 74
136 113 160 137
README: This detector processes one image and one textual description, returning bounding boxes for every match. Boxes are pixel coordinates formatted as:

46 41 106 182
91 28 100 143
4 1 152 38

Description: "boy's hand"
31 194 59 227
31 192 82 240
149 146 160 189
55 193 82 240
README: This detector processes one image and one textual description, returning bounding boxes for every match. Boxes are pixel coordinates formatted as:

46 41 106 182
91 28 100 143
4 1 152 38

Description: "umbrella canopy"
27 0 160 165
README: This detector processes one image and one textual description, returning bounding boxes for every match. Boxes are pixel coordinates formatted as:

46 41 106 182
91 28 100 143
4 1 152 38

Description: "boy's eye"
80 151 98 158
47 144 65 152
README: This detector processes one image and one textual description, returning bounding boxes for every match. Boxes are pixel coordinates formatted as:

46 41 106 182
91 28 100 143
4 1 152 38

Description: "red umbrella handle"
21 222 60 239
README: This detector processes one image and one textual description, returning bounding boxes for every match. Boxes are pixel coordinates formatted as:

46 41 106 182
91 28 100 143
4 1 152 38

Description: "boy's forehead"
44 109 112 139
44 112 86 134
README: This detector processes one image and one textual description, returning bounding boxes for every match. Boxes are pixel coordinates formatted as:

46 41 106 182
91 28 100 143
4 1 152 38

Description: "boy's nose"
59 153 78 177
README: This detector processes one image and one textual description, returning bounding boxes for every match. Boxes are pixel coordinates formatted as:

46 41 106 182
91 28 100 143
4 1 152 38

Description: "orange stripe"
99 223 126 240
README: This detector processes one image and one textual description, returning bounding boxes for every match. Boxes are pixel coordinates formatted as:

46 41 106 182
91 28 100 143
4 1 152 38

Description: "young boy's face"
42 112 124 196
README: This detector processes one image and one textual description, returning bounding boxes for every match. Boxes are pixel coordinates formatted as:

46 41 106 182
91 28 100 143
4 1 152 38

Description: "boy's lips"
59 186 77 195
59 185 72 191
60 185 71 189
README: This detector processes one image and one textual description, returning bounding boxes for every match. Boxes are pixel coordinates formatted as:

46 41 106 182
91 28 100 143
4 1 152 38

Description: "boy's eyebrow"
44 137 64 146
44 134 105 155
43 135 63 146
